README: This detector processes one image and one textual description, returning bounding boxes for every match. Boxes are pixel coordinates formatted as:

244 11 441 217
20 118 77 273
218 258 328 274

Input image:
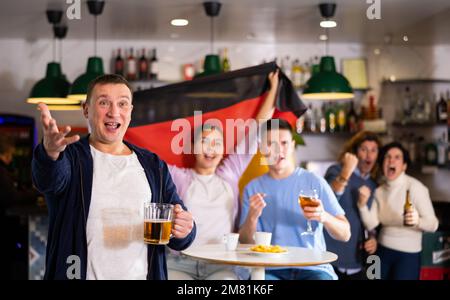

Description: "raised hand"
38 103 80 160
248 193 267 221
357 185 372 207
341 152 358 179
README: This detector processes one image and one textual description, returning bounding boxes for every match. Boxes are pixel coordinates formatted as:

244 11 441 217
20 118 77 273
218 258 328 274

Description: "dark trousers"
377 245 421 280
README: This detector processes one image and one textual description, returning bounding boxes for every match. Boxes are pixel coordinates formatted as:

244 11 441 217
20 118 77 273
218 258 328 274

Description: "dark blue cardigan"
32 136 196 280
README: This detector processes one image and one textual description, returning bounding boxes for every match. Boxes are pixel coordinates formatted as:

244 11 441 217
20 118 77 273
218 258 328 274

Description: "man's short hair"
260 118 294 139
85 74 133 104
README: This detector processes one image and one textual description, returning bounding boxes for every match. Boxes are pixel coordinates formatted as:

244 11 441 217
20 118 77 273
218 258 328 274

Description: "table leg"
251 267 265 280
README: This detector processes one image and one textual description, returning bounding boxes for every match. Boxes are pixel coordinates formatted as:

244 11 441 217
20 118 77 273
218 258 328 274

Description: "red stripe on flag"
125 95 265 168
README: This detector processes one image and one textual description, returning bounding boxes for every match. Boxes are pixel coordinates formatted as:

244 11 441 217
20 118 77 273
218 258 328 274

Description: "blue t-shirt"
239 167 345 279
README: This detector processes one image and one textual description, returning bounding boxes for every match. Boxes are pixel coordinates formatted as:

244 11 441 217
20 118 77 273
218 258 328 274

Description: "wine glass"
298 189 319 236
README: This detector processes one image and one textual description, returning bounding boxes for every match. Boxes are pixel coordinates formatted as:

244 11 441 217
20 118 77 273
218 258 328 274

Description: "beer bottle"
403 189 414 227
114 48 124 76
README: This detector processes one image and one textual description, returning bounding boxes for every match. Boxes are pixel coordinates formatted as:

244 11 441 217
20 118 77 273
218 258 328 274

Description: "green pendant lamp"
196 1 222 77
67 56 104 101
27 62 76 104
302 3 353 101
68 0 105 101
302 56 353 100
27 10 77 105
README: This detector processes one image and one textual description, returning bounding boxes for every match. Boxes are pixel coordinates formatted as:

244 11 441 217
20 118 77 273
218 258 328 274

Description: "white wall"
0 37 366 127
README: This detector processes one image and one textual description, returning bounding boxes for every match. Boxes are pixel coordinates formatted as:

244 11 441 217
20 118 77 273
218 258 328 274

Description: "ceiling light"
319 34 328 41
403 35 409 42
320 20 337 28
374 48 381 55
171 19 189 26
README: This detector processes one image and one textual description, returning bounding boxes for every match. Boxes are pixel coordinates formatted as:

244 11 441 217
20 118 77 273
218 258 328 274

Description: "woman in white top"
357 142 438 280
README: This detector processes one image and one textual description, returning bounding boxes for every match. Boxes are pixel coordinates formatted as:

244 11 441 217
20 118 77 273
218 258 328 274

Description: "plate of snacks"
248 244 288 257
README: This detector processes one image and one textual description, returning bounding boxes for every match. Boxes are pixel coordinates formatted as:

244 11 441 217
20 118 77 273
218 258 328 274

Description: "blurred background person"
324 131 381 280
358 142 439 280
0 135 38 279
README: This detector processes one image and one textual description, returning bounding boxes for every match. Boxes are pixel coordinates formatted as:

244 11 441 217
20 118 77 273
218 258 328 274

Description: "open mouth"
387 166 396 177
104 122 121 131
203 153 217 161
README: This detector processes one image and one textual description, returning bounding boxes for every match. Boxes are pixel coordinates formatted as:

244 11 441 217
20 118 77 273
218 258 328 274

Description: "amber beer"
403 189 414 227
143 203 174 244
144 219 172 245
298 195 320 209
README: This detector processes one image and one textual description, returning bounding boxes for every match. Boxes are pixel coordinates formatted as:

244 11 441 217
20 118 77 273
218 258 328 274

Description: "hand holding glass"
298 189 320 236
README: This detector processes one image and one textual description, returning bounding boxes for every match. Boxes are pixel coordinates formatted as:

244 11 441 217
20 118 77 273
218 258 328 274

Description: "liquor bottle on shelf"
368 94 377 120
437 133 448 167
347 101 358 133
402 86 413 122
221 48 231 72
296 115 305 134
149 48 159 80
325 102 336 133
291 59 302 89
319 103 327 133
436 92 448 123
302 61 311 85
425 142 438 166
138 48 149 80
337 104 346 132
281 55 291 79
308 105 317 133
114 48 124 77
126 48 137 81
303 104 313 133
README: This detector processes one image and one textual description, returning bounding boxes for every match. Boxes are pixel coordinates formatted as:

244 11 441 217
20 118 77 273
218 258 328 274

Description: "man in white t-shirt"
32 74 195 279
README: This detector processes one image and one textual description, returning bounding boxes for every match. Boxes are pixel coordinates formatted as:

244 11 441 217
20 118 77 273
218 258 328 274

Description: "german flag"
125 61 306 169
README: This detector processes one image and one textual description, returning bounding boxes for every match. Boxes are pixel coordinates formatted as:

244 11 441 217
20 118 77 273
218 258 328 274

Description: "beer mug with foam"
144 203 174 245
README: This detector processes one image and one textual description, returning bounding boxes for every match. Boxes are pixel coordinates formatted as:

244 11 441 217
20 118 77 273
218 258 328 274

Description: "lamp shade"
302 56 353 100
68 56 104 101
195 54 222 78
27 62 77 104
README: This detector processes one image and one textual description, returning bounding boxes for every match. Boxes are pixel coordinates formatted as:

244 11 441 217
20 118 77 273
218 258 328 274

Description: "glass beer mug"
143 203 174 245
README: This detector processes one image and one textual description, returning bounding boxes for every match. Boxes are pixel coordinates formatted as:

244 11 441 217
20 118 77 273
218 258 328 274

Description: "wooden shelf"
392 121 448 127
383 79 450 85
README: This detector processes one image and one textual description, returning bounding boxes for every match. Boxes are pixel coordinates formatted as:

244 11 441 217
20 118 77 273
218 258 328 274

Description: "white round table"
181 244 338 280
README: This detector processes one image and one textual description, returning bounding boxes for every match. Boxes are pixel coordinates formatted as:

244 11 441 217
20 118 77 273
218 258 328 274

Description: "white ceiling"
1 0 450 45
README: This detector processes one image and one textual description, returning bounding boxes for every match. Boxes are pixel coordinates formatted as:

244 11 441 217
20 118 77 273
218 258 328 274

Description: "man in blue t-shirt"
239 119 350 280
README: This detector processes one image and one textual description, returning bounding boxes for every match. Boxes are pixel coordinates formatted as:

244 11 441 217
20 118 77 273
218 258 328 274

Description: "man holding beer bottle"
32 74 196 280
239 119 350 280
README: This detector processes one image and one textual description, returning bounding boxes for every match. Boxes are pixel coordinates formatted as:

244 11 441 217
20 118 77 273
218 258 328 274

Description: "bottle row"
400 86 449 124
397 130 449 168
112 48 159 81
296 96 383 134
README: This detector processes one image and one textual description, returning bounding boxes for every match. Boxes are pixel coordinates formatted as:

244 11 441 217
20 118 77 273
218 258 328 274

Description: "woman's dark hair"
378 141 411 167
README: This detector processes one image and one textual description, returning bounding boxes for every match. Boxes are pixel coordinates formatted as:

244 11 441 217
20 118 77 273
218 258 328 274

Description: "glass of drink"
144 203 174 245
298 189 320 236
